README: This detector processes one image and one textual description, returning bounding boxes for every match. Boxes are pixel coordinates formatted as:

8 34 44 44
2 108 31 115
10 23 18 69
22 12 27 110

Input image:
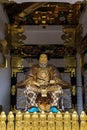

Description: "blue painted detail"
28 106 39 113
50 106 60 113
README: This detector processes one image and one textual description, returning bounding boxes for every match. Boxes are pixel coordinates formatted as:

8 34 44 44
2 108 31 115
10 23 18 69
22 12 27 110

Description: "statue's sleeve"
26 65 37 80
50 65 61 80
50 65 68 86
16 65 38 87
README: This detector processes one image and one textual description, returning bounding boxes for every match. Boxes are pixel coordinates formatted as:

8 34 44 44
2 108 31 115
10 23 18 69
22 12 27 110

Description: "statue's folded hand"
49 80 56 84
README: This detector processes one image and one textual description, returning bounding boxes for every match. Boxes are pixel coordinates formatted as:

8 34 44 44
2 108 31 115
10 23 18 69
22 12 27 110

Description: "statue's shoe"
50 106 60 113
28 106 39 113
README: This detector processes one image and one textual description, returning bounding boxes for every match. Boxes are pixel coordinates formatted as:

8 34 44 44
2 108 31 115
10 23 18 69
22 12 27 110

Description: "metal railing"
0 110 87 130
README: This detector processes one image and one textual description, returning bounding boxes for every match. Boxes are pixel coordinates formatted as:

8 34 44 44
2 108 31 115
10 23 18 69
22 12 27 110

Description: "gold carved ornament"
11 85 16 96
0 40 8 68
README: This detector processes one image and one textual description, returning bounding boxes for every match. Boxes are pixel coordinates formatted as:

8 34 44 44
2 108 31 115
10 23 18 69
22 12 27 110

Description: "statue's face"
39 54 48 67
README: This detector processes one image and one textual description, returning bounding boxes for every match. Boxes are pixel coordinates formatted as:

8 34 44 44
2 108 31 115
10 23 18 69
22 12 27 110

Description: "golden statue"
16 53 70 112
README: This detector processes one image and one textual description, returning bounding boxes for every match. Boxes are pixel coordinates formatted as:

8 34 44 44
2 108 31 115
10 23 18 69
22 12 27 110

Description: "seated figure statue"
16 53 70 113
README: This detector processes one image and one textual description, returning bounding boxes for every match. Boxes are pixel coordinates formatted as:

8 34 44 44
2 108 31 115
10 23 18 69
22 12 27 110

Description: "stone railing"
0 110 87 130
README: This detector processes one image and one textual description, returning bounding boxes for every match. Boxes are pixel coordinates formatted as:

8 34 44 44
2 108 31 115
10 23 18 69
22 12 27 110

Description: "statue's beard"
39 63 47 68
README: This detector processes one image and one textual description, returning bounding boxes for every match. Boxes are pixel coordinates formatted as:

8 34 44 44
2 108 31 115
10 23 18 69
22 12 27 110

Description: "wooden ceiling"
4 2 83 25
3 2 86 58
